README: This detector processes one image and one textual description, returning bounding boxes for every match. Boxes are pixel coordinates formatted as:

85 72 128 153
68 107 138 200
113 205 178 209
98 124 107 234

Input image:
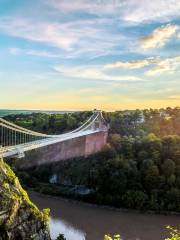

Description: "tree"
123 190 148 209
162 159 175 177
144 165 160 192
97 158 127 195
165 188 180 211
109 134 121 152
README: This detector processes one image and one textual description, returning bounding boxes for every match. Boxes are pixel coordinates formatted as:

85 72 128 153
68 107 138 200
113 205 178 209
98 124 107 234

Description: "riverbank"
28 190 180 217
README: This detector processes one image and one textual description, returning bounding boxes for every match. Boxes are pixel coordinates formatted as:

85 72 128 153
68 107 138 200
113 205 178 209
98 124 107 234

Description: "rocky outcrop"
0 158 51 240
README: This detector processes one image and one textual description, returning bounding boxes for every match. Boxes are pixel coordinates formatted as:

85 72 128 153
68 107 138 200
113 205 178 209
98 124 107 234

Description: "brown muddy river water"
29 192 179 240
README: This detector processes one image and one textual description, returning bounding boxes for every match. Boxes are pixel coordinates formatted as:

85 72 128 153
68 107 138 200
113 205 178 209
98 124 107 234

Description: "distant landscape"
0 109 74 117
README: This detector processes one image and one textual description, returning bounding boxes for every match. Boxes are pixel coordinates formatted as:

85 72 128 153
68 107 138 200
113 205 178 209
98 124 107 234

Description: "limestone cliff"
0 158 51 240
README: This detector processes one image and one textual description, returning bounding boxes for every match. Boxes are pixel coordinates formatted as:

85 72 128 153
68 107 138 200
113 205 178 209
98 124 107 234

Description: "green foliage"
165 226 180 240
162 159 175 177
122 190 148 209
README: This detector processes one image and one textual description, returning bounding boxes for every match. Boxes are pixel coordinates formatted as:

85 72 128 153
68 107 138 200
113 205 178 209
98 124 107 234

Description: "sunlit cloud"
104 55 180 76
104 58 158 69
140 24 178 49
53 65 142 82
146 56 180 76
168 95 180 100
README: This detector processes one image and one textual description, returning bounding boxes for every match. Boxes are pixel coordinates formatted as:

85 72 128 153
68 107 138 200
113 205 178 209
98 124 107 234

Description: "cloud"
0 17 125 59
9 47 61 58
140 24 178 49
122 0 180 23
104 55 180 76
2 6 178 62
48 0 180 24
104 58 158 69
53 65 142 82
47 0 123 16
168 95 180 100
146 56 180 76
0 17 77 50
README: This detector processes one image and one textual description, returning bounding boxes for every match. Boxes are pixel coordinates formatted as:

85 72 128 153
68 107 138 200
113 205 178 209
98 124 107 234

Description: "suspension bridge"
0 111 108 166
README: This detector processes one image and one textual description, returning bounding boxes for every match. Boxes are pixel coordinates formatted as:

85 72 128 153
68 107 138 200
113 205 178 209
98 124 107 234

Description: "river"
29 192 179 240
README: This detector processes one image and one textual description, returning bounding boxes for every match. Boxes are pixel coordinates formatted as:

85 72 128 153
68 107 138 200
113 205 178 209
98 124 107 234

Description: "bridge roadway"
1 129 101 158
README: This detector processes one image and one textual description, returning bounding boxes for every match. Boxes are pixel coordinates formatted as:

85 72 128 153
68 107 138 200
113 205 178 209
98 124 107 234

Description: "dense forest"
5 107 180 212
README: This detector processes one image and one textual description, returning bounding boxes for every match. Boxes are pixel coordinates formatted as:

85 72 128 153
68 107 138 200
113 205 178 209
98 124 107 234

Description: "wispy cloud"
9 47 61 58
47 0 123 16
0 17 77 50
53 65 142 82
0 17 125 59
146 56 180 76
104 58 158 69
168 95 180 100
122 0 180 23
139 24 178 49
47 0 180 24
104 55 180 76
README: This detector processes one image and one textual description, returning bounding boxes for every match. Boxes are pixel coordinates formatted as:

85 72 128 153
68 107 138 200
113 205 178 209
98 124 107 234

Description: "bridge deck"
1 129 101 158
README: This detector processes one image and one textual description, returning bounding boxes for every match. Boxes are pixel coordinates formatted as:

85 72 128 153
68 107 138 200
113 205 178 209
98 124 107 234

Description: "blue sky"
0 0 180 110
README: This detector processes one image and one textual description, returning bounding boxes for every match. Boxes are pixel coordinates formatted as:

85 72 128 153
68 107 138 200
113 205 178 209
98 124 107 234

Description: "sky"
0 0 180 111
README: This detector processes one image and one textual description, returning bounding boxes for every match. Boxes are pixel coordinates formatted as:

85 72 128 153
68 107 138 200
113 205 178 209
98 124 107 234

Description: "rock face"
0 158 51 240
